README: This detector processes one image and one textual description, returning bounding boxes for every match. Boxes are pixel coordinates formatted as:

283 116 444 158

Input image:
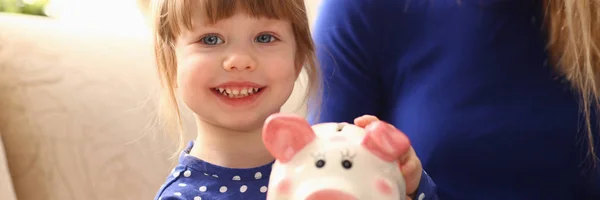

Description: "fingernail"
365 121 379 132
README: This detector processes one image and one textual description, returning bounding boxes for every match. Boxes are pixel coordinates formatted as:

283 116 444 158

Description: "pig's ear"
262 113 315 163
361 121 411 162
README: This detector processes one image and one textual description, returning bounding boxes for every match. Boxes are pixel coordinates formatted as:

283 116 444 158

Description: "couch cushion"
0 13 188 200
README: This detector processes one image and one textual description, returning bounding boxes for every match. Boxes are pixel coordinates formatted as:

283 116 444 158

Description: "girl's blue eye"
255 34 276 43
201 35 224 45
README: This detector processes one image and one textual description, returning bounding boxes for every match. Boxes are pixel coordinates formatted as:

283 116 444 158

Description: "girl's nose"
223 54 257 71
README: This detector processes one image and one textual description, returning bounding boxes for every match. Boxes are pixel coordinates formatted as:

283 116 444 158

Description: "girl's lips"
213 81 264 88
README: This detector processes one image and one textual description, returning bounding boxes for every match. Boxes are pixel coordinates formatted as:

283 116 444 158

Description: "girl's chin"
195 108 280 133
216 116 268 132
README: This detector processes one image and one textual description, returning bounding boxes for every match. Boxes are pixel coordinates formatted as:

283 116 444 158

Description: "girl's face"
175 11 299 132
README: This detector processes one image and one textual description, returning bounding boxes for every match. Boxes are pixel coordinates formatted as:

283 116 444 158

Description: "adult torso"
375 1 598 199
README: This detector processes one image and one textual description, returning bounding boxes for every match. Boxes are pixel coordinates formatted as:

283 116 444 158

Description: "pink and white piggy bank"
262 114 408 200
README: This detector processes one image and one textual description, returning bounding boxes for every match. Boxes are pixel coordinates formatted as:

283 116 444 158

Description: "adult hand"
354 115 423 200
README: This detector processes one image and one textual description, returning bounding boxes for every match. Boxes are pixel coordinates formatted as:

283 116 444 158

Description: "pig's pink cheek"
276 178 292 194
376 179 392 195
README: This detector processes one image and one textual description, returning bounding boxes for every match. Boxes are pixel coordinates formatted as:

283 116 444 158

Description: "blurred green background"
0 0 49 16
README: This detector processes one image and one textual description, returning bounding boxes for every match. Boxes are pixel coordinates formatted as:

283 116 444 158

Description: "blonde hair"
150 0 321 153
545 0 600 164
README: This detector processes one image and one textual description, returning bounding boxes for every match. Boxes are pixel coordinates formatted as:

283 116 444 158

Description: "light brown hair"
149 0 320 153
545 0 600 165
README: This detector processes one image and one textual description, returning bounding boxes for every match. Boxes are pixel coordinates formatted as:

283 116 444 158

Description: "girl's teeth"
215 87 261 98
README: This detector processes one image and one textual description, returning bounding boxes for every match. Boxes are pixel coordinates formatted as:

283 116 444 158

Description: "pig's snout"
305 189 357 200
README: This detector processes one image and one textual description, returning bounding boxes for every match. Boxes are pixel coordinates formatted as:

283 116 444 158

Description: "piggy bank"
262 114 408 200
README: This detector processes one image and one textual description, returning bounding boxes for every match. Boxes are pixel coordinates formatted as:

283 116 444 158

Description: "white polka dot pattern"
418 193 425 200
254 172 262 179
155 146 273 200
183 170 192 177
260 186 268 193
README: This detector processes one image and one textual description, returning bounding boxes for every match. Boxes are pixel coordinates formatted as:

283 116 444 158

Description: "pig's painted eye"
315 159 326 168
340 149 356 170
341 160 353 169
311 152 327 168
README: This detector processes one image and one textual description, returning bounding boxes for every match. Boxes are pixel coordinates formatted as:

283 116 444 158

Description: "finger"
398 146 416 164
400 155 418 176
353 115 379 128
400 155 422 195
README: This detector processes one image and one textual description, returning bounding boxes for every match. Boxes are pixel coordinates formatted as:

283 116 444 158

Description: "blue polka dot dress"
154 142 273 200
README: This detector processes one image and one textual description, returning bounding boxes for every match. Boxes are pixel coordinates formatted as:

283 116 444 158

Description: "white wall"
44 0 148 32
306 0 322 27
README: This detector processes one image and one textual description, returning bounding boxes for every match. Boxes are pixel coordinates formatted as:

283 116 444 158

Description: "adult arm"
412 170 439 200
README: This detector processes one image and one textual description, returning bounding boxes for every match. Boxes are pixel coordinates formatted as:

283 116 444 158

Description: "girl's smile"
211 81 267 107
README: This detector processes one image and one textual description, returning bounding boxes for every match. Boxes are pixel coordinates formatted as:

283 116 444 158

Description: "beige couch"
0 136 17 200
0 12 181 200
0 9 313 200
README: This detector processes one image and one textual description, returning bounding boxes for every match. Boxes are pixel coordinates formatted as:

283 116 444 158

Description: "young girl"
150 0 438 199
